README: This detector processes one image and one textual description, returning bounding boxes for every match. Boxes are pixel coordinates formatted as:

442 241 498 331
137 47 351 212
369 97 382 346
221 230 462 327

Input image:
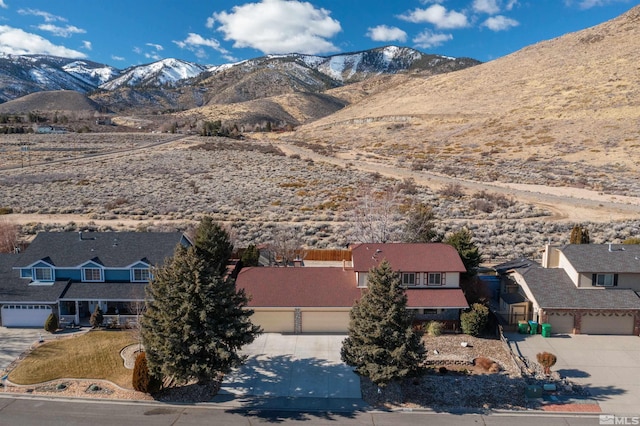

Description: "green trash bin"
541 323 551 337
518 321 529 334
528 320 538 335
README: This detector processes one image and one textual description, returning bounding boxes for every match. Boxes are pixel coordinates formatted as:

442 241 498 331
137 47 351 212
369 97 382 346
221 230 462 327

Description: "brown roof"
351 243 466 273
237 266 469 309
236 267 361 308
406 288 469 309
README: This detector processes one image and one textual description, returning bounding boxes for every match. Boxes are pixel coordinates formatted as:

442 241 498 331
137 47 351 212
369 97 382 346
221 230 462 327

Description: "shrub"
132 352 162 394
460 303 489 337
536 352 557 375
426 321 443 336
90 305 104 328
44 312 59 333
0 207 13 215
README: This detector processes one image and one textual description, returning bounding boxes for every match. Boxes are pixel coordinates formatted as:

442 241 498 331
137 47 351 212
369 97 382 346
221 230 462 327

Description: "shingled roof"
14 231 189 268
0 254 69 303
351 243 466 273
558 244 640 274
516 265 640 310
236 267 361 308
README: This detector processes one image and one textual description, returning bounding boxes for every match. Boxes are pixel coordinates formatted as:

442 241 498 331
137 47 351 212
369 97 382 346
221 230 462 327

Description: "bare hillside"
0 90 105 114
289 5 640 196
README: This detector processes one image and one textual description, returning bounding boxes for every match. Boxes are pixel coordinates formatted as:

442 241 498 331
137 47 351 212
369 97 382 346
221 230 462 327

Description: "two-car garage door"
546 311 635 335
1 305 52 327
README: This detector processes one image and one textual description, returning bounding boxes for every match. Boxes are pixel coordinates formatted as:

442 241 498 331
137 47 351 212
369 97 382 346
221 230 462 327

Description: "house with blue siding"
0 231 190 327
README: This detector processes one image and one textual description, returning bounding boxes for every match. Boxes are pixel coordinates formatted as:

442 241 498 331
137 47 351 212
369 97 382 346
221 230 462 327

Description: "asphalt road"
0 395 606 425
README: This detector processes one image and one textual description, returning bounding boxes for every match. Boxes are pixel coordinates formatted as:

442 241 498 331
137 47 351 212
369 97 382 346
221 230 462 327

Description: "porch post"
74 300 79 325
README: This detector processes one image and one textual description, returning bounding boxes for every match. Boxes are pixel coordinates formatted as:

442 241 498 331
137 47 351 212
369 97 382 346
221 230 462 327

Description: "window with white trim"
401 273 416 286
33 267 53 281
428 273 442 286
132 268 151 282
82 267 103 282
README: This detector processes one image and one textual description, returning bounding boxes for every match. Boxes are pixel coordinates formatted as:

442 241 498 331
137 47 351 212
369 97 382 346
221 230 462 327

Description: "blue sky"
0 0 637 68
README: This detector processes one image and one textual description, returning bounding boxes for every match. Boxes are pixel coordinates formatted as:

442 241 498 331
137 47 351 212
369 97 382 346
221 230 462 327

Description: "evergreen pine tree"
193 216 233 276
341 260 425 387
141 224 260 385
240 244 260 267
402 202 438 243
444 228 482 277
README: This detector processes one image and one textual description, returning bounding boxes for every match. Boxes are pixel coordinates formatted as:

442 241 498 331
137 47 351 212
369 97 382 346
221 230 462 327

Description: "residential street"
0 395 605 425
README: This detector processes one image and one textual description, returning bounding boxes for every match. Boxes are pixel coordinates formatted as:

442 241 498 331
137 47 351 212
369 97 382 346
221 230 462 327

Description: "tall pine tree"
341 260 425 387
444 228 482 277
141 221 260 385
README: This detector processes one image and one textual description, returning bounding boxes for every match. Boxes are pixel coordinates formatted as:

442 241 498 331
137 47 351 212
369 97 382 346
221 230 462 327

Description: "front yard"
8 330 136 389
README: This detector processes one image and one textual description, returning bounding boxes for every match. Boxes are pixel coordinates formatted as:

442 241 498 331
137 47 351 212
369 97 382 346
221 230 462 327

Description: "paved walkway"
215 334 365 410
506 332 640 416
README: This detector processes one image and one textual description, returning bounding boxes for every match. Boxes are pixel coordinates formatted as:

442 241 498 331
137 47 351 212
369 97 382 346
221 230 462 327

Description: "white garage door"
581 312 634 335
302 311 350 333
547 312 574 334
251 311 294 333
1 305 52 327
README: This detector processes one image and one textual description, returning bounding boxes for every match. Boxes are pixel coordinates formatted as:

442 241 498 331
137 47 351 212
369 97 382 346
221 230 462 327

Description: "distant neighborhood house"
0 231 190 327
496 244 640 336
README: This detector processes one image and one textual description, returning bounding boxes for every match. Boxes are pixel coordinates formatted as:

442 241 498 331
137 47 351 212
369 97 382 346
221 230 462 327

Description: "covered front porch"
58 281 147 328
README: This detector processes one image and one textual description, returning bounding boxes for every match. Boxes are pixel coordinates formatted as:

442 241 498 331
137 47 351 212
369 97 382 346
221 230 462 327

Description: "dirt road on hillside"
275 142 640 223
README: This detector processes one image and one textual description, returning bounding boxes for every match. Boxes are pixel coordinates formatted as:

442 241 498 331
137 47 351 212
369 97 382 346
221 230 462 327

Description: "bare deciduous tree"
0 218 19 253
267 226 306 266
350 186 402 243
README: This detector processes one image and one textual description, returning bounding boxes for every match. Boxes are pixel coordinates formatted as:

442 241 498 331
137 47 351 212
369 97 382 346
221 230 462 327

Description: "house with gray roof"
498 244 640 336
0 231 190 327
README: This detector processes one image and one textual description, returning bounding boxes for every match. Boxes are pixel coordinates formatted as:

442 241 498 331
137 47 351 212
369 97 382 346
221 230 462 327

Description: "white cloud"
505 0 518 10
37 24 86 38
399 4 468 29
0 1 7 9
212 0 341 55
174 33 230 59
111 55 125 61
146 43 164 51
18 8 66 23
473 0 501 14
413 30 453 49
0 25 86 57
366 25 407 43
482 15 519 31
82 40 92 50
566 0 628 8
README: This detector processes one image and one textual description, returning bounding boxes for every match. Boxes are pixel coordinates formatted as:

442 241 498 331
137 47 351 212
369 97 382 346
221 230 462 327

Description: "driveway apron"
507 333 640 416
219 334 361 400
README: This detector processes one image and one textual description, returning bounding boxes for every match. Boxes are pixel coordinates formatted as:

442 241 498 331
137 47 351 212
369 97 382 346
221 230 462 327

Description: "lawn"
9 330 137 389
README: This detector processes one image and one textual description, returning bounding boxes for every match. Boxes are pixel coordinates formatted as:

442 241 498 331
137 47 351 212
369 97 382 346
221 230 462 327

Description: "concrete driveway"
507 333 640 416
217 334 363 409
0 327 45 372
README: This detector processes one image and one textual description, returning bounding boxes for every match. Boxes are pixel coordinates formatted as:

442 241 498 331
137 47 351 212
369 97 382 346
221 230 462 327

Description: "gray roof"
61 282 146 300
518 265 640 310
559 244 640 274
0 254 69 303
501 292 527 304
15 231 189 268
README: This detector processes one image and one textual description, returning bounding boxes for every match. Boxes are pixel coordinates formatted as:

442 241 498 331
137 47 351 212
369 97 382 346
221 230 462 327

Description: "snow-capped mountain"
0 47 480 106
99 58 209 90
0 54 118 102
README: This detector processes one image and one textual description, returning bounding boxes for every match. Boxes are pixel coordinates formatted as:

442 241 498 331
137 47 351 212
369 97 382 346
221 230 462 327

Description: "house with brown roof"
236 243 469 334
497 244 640 336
